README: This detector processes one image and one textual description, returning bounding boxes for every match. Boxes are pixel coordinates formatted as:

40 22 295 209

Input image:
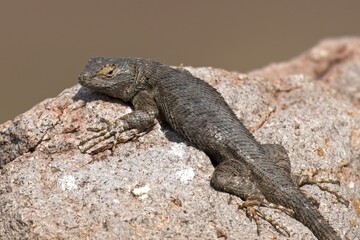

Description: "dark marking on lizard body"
78 57 347 240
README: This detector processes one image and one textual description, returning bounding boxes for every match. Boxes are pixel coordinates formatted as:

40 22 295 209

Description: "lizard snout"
78 71 90 84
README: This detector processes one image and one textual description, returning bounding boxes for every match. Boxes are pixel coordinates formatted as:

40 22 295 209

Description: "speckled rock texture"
1 38 359 239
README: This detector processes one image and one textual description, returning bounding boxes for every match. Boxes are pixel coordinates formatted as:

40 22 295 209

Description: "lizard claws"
85 117 112 132
294 169 349 206
78 117 131 154
238 198 291 237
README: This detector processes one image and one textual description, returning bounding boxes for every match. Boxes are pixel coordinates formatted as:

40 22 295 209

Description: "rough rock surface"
1 38 360 240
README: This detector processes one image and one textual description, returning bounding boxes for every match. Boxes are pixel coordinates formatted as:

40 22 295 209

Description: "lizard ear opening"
97 64 117 78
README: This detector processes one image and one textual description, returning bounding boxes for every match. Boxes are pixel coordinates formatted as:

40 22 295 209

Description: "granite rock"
1 38 359 239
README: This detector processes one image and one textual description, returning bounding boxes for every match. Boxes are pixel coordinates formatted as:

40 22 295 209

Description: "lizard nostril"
78 71 88 82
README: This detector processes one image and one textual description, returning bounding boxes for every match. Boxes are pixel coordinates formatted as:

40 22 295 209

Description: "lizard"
77 57 348 240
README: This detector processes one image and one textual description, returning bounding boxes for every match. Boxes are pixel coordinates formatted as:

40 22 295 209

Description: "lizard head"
78 57 138 102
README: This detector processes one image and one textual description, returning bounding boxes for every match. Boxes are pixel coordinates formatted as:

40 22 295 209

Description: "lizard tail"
289 190 342 240
261 175 342 240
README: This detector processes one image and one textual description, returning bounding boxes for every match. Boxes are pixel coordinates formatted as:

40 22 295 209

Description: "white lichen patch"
176 168 195 184
59 175 78 191
131 184 151 200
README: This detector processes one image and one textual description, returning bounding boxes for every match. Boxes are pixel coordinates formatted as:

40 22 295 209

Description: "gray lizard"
78 57 347 240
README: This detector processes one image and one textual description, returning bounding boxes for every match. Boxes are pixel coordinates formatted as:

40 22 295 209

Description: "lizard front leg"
79 91 158 153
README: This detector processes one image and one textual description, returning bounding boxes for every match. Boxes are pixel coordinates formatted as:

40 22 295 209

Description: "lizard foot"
238 196 291 237
294 169 349 206
78 117 140 154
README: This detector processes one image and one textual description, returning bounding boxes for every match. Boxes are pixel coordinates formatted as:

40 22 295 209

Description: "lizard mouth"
78 77 112 93
78 73 98 88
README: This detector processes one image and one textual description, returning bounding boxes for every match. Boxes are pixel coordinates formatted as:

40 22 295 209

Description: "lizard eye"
97 64 117 78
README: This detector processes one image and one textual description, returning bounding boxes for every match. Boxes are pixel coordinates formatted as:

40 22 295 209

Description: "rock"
1 38 359 239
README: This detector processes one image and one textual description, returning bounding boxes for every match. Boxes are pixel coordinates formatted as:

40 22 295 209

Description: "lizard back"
153 66 264 164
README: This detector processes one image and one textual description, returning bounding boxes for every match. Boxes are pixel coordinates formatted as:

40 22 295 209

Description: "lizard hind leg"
262 143 292 176
210 159 291 237
263 143 349 206
293 169 349 206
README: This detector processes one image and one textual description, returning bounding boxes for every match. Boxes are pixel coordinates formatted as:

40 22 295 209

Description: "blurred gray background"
1 1 359 123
